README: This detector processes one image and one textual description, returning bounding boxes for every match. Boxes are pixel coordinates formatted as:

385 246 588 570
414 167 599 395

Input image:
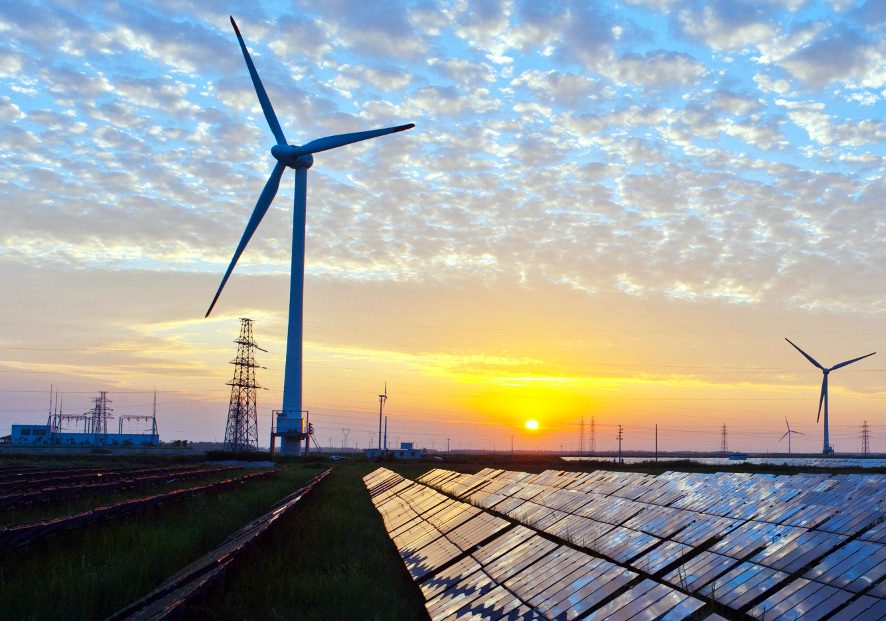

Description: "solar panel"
748 578 854 620
542 564 637 620
697 561 789 608
369 467 886 621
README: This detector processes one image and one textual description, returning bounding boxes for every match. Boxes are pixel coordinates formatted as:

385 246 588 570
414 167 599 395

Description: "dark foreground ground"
0 452 882 620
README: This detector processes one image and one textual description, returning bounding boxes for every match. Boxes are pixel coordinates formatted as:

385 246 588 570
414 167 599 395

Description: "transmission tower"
88 392 113 436
590 416 597 454
579 416 585 453
224 318 264 452
720 423 728 454
616 425 624 464
861 421 871 455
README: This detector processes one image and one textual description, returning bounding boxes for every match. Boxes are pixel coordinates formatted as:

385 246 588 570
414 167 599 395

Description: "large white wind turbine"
785 338 875 455
205 17 414 454
778 416 803 455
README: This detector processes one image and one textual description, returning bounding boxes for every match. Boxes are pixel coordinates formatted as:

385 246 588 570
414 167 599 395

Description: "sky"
1 0 885 453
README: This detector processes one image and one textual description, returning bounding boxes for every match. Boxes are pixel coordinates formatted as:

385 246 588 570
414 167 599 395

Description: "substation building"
365 442 425 460
2 391 159 448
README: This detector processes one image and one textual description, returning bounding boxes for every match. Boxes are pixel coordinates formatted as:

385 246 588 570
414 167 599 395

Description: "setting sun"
524 419 539 430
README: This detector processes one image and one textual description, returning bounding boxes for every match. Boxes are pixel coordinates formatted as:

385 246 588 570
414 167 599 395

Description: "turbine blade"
294 123 414 156
230 16 287 146
817 374 827 423
205 160 286 317
830 351 876 371
785 416 790 431
779 431 788 442
785 338 824 370
793 430 805 435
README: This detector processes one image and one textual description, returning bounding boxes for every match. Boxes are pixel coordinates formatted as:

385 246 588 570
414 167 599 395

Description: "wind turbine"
779 416 803 455
785 338 875 455
205 17 414 455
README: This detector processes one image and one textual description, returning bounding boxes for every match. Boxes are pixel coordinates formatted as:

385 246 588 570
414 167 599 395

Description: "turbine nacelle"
271 145 314 169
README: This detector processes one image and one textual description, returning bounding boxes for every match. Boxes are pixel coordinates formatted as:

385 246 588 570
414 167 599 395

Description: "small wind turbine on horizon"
779 416 803 455
785 338 875 455
205 17 414 454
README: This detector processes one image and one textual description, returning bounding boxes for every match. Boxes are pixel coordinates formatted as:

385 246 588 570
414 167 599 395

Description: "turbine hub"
270 145 314 169
294 153 314 169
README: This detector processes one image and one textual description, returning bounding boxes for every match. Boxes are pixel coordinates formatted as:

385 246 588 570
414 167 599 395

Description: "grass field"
0 464 324 621
208 461 432 621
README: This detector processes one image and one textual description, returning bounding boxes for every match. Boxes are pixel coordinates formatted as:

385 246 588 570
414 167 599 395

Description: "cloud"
677 1 778 51
298 0 429 60
610 51 707 91
780 99 886 145
780 27 886 87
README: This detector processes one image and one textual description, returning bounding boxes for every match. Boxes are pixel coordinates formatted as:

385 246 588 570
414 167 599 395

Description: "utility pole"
377 383 387 451
861 421 871 455
511 435 514 454
721 423 728 455
616 425 623 464
580 416 585 454
655 424 658 462
590 417 597 454
447 438 450 453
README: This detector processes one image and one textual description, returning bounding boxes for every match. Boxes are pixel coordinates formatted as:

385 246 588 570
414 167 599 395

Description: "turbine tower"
779 417 803 455
205 18 414 455
785 338 875 455
377 382 387 452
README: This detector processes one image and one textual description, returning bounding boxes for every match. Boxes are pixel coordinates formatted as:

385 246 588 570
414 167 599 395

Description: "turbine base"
270 409 309 456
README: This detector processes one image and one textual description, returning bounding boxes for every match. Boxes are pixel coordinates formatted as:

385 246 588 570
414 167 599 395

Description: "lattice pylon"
224 318 262 452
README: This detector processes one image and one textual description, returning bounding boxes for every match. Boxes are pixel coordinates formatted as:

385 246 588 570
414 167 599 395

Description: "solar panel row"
365 468 709 620
416 467 886 620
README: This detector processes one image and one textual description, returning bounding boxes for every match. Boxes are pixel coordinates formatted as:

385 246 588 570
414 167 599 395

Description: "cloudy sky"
1 0 885 453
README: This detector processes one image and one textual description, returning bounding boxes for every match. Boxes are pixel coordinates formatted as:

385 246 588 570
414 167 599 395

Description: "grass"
207 461 431 621
0 466 255 526
0 464 324 621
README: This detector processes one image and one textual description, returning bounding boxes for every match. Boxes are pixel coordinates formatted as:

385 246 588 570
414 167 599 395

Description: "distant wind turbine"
785 338 875 455
779 416 803 455
205 17 414 454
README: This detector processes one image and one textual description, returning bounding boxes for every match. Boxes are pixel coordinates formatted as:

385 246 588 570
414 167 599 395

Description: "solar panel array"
366 468 712 620
405 467 886 620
